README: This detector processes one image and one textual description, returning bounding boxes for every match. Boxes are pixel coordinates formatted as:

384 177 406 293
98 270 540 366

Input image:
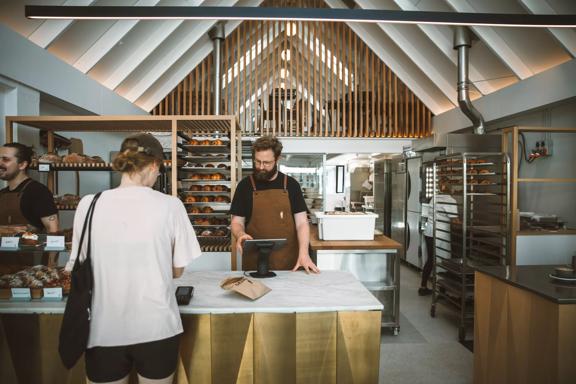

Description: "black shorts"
85 334 180 383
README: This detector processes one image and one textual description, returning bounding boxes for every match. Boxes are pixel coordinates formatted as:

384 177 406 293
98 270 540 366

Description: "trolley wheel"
393 327 400 336
430 305 436 318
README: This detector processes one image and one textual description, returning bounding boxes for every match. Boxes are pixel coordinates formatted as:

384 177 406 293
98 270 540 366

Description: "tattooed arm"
40 214 59 233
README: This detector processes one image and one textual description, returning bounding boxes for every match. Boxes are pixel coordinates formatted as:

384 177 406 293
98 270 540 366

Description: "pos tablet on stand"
243 238 287 278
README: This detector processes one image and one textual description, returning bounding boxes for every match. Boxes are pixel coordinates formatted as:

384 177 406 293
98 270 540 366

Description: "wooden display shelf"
502 126 576 265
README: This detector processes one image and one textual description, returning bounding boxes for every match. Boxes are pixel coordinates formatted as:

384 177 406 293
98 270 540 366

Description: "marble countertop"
0 270 383 315
476 265 576 304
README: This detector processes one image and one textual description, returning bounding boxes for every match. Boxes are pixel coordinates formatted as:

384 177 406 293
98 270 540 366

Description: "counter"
0 270 383 384
310 225 402 334
475 265 576 304
474 265 576 384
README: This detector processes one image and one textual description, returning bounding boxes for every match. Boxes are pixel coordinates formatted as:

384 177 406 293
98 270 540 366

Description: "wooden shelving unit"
501 126 576 265
5 115 240 266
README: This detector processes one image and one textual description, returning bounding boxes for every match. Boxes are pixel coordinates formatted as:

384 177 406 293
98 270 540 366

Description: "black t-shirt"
230 172 307 226
0 179 58 230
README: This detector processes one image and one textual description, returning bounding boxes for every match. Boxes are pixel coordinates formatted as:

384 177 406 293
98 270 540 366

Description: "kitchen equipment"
389 157 406 260
315 212 378 240
373 158 392 236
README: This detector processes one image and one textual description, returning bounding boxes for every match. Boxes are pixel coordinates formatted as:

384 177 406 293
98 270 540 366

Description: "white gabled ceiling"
1 0 574 116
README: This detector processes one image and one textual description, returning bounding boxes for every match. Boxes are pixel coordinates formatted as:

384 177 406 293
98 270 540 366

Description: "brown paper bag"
220 276 271 300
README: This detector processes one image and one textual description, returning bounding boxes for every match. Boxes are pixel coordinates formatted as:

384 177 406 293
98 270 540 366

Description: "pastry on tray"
201 206 214 214
188 185 201 191
62 153 86 163
38 152 61 163
202 185 213 192
214 195 229 203
185 196 197 203
188 206 201 214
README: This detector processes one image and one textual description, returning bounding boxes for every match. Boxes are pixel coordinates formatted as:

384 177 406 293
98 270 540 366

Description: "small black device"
175 286 194 305
243 238 287 278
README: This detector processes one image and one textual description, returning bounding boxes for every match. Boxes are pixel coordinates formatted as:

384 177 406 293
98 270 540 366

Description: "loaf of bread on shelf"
86 156 105 164
200 196 213 203
201 206 214 213
55 194 81 205
201 139 212 146
188 139 199 145
479 169 491 175
190 174 202 180
38 152 61 163
479 179 492 185
214 195 229 203
217 163 228 169
205 163 215 168
213 139 223 146
62 153 86 163
211 185 224 192
185 196 198 203
201 185 212 191
200 229 213 236
210 173 224 180
468 169 478 175
188 185 201 191
188 207 201 214
193 218 211 225
213 229 227 237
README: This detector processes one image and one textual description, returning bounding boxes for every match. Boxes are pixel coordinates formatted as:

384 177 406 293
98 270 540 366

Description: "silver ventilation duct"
209 22 225 115
454 27 485 135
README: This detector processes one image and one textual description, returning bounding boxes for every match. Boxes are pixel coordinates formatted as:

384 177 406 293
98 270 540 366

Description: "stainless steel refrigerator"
389 157 407 261
373 158 392 236
405 156 423 269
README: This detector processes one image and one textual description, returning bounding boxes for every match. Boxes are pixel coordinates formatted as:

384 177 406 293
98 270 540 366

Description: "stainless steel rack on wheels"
430 153 510 342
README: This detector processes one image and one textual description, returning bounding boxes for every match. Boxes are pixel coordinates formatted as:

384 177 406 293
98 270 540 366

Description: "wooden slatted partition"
151 0 433 138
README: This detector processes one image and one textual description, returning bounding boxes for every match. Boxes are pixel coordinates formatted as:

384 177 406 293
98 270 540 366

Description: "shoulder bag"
58 192 102 369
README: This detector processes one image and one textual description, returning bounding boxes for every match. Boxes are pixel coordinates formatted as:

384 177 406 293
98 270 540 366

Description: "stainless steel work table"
309 226 402 335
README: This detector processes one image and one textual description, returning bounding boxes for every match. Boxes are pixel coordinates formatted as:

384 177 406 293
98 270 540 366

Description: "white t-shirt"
423 195 458 258
66 186 201 348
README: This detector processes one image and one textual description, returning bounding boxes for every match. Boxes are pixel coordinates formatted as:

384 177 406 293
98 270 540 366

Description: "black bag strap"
72 192 102 272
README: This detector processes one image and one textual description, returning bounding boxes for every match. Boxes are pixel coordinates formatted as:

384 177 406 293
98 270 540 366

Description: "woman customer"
66 133 201 384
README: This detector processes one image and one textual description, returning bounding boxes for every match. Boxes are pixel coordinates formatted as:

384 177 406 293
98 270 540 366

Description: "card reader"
175 286 194 305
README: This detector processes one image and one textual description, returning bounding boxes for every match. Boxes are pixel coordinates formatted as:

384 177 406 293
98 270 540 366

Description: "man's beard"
0 167 18 181
253 164 277 181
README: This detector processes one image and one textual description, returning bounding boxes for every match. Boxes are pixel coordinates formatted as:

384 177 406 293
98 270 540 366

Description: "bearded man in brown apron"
230 136 319 273
0 143 59 267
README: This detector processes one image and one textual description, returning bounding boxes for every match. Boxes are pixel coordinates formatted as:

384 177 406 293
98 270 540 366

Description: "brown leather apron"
0 178 33 227
0 178 44 268
243 174 299 271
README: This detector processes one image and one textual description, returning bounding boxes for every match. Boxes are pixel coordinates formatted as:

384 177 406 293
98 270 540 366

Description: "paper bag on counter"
220 276 271 300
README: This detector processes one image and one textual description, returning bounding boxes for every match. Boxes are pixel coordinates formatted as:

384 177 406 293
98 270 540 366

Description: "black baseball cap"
121 133 165 172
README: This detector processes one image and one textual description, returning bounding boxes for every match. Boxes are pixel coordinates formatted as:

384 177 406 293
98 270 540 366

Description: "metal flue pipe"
454 26 485 135
209 22 225 115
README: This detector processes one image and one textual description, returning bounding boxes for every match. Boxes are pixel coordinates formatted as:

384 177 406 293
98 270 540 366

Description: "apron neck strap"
249 174 287 191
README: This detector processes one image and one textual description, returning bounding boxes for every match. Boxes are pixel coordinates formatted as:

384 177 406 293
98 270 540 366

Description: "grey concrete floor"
374 264 473 384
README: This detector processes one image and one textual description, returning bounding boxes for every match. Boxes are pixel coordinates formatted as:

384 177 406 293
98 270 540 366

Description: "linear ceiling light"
25 6 576 28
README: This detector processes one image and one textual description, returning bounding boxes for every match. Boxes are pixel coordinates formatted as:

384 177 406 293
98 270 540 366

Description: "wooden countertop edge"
309 225 402 250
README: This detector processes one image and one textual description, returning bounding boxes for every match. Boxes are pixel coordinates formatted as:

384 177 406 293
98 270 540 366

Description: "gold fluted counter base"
1 311 381 384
